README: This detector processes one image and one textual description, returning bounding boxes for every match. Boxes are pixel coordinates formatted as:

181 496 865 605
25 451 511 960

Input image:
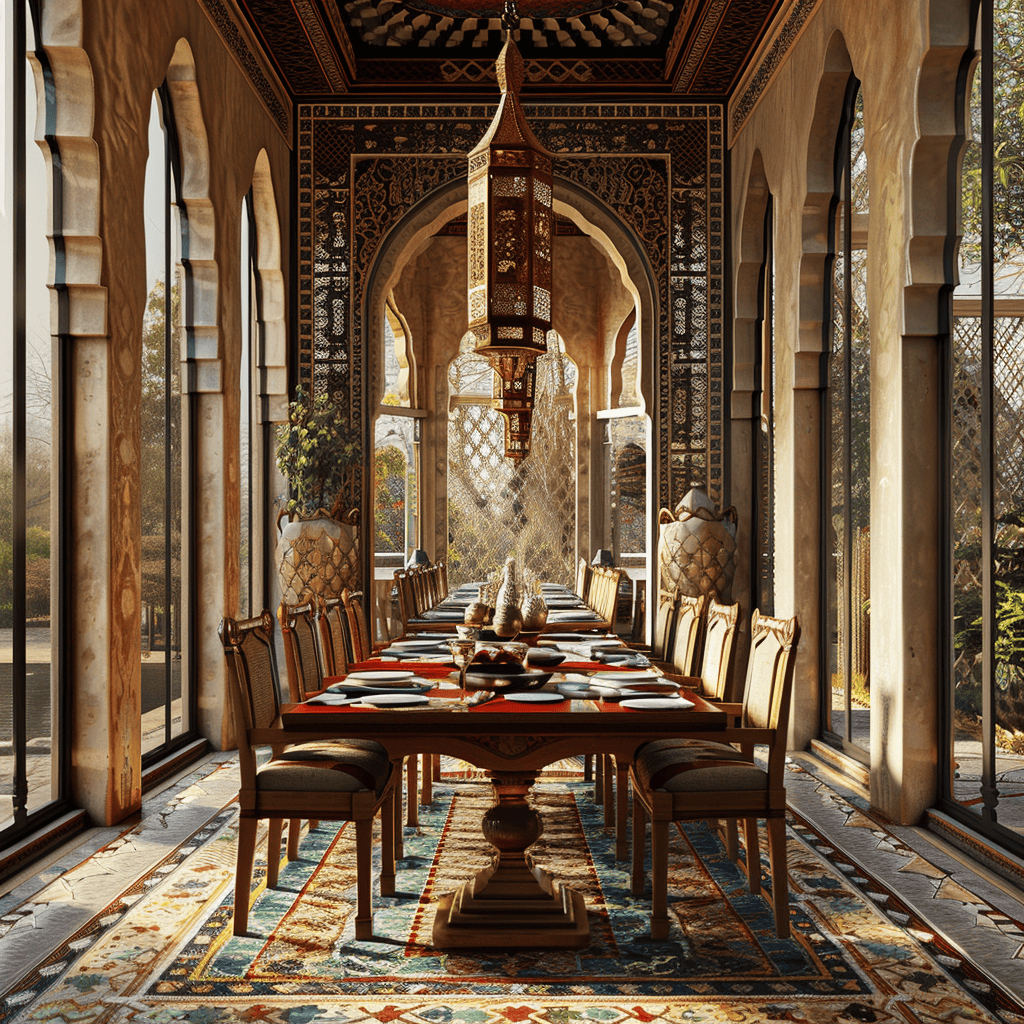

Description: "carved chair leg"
406 756 419 826
650 815 670 940
420 752 434 806
743 816 762 895
266 818 285 889
615 758 630 860
631 783 646 896
286 818 302 862
393 766 405 860
602 755 615 828
766 815 790 939
354 817 374 941
233 816 258 937
380 790 396 897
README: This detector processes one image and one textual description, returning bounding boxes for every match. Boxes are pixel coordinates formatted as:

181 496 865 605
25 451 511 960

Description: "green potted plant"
275 386 361 603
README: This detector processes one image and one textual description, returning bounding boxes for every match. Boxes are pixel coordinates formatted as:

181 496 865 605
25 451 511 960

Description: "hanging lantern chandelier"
467 13 553 460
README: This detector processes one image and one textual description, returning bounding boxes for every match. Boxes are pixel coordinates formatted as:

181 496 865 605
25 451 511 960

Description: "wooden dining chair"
220 611 399 940
317 595 349 677
341 586 425 827
630 610 800 940
342 588 378 662
655 592 707 676
672 597 741 701
626 584 678 661
278 599 325 701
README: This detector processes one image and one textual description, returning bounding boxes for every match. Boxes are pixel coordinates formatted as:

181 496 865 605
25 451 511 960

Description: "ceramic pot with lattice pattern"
657 488 737 602
276 509 359 604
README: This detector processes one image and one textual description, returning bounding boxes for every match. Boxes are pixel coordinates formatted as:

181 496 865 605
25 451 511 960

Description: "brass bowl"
462 666 553 692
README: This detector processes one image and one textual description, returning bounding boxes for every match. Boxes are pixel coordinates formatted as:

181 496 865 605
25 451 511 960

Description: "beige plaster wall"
729 0 969 822
48 0 290 824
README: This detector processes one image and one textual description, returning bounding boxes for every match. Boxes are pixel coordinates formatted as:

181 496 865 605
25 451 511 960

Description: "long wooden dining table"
282 671 726 950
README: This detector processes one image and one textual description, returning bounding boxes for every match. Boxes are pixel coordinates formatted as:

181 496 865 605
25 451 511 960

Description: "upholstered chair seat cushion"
634 740 765 793
277 738 388 760
258 746 391 794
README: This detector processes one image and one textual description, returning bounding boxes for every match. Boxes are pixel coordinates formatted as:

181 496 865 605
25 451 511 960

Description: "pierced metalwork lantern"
497 359 537 459
467 33 553 459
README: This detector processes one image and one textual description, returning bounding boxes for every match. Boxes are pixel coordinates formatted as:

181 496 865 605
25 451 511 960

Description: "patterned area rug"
6 771 1024 1024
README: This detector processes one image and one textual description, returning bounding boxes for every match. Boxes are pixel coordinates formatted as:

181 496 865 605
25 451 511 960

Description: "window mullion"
979 0 997 823
11 0 28 827
843 141 855 746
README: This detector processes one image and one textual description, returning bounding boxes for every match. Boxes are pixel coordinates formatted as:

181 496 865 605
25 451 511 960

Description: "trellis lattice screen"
448 340 577 587
297 103 725 589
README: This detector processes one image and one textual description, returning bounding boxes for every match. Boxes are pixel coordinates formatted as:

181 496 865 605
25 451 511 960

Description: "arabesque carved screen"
297 102 724 588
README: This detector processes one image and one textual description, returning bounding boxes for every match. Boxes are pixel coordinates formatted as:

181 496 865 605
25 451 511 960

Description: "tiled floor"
2 748 1024 1006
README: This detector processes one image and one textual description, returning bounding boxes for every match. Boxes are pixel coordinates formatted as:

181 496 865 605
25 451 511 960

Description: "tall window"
605 321 647 568
823 81 871 761
0 1 69 840
753 198 775 616
946 0 1024 847
141 88 186 759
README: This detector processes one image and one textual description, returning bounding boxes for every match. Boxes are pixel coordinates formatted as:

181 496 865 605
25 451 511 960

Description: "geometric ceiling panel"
228 0 790 98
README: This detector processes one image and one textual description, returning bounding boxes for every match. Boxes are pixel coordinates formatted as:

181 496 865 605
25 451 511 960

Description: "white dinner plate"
584 639 627 649
592 670 666 683
620 696 695 711
346 669 416 682
392 639 450 649
358 693 430 707
502 692 565 703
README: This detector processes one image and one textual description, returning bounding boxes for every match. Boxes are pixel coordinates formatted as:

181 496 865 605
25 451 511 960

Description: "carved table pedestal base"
431 769 590 949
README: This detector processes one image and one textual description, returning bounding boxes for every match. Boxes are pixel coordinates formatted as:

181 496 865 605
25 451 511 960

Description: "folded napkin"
596 651 651 667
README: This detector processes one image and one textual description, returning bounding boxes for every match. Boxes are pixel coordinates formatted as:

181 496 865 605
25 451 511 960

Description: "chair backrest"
741 610 800 751
589 565 623 622
576 558 592 604
277 599 325 701
342 588 373 663
393 568 416 629
653 586 679 661
667 592 707 676
318 595 349 676
697 597 740 699
220 611 281 779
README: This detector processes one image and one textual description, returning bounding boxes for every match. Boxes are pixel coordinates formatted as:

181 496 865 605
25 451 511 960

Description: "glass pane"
992 316 1024 828
948 1 1024 836
141 92 183 754
950 315 984 808
825 86 870 756
23 15 55 813
0 2 13 829
447 334 577 589
239 202 252 617
1 8 59 828
827 245 847 737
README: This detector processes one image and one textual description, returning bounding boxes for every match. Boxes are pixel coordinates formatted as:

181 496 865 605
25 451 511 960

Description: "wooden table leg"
431 769 590 949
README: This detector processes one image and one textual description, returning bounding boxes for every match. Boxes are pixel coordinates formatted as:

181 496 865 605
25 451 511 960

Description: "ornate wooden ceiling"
225 0 790 97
